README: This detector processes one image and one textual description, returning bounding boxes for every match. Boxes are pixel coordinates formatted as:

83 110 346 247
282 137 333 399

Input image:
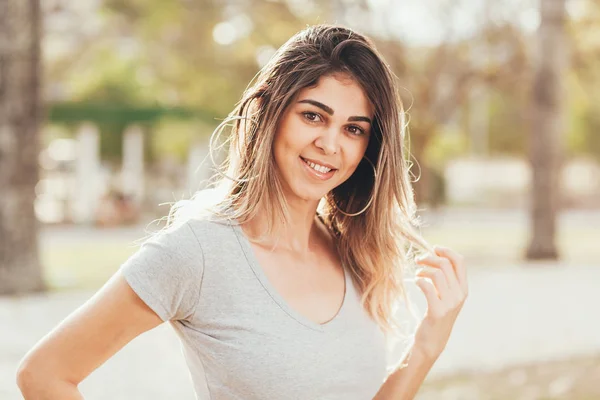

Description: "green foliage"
49 102 204 125
94 0 323 116
567 70 600 161
151 118 215 161
424 126 469 169
579 112 600 160
44 0 600 166
45 0 334 161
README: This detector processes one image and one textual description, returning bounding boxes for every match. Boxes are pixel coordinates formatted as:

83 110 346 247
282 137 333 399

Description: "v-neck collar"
230 221 350 333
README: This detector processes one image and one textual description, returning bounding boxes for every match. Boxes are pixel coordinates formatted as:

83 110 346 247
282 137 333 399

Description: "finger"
434 246 467 291
416 268 450 300
416 255 460 292
434 246 464 277
415 277 442 309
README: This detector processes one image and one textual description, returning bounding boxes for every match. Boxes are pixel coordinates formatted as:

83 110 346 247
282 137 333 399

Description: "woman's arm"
16 271 164 399
372 344 436 400
373 246 469 399
16 376 84 400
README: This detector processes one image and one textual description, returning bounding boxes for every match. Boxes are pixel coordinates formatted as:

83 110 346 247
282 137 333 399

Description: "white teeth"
304 158 332 173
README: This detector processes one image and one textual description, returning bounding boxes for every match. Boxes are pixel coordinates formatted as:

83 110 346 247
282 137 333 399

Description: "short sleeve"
119 221 205 322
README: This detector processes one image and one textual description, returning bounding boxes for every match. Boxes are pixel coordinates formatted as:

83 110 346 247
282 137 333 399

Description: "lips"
299 156 337 180
300 156 338 171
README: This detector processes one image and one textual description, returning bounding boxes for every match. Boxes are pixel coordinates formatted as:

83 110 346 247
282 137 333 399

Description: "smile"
300 157 337 180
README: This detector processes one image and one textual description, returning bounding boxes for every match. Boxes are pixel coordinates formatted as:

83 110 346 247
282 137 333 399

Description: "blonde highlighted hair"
163 24 433 339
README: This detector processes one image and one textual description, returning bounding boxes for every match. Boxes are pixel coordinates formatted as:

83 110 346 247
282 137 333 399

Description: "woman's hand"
412 246 469 362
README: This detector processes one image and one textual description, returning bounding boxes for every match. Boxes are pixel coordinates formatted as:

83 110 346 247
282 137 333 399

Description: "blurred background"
1 0 599 399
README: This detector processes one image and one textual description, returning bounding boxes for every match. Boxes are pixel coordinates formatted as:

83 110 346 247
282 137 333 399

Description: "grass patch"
40 223 599 292
42 242 139 291
418 353 600 399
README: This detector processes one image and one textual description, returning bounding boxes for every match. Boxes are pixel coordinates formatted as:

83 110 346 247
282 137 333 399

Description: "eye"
302 112 322 123
347 125 366 136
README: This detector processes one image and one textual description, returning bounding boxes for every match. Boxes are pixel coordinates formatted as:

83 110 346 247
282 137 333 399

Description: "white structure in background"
35 138 77 224
72 123 101 223
562 159 600 204
120 124 145 204
445 157 531 206
36 123 222 224
445 157 600 207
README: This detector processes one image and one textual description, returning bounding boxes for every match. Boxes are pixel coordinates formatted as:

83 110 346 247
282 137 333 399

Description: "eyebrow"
297 99 372 124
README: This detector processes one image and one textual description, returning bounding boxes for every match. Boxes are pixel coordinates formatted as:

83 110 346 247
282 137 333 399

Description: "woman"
17 24 468 399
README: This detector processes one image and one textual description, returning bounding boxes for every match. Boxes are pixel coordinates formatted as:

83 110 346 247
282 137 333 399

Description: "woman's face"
273 73 374 204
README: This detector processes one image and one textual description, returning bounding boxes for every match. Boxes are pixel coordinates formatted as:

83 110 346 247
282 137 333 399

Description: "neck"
242 196 322 254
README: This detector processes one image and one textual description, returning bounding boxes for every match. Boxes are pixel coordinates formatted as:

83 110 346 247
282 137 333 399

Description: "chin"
296 188 327 202
288 181 329 203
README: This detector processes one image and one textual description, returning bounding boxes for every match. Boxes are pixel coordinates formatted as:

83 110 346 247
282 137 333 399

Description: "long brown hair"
168 24 433 338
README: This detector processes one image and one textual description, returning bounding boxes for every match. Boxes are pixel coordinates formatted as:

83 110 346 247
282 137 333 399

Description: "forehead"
295 73 374 118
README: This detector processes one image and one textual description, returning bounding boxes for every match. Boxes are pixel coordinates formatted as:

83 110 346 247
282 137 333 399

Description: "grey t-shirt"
120 216 393 399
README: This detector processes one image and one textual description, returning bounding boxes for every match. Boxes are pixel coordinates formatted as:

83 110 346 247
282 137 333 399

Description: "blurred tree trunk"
0 0 46 294
526 0 567 260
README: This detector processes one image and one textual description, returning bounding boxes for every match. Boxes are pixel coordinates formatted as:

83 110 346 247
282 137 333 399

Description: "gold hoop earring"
333 156 377 217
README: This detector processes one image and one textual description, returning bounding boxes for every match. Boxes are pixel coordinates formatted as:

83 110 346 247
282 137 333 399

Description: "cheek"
272 135 287 173
345 141 368 169
272 120 301 170
274 118 309 155
337 141 369 181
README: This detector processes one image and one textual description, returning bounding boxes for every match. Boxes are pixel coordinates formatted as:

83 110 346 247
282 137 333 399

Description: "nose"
314 127 340 155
